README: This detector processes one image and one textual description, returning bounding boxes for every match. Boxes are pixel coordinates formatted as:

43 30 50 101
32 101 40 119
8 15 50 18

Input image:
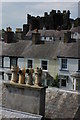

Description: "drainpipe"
74 78 76 90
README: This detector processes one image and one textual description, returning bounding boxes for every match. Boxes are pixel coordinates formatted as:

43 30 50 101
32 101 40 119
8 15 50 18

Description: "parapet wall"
2 82 47 117
2 81 80 119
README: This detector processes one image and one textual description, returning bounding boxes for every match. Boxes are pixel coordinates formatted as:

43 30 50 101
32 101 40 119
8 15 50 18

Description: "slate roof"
26 27 80 38
1 40 31 57
0 40 60 59
57 40 80 58
0 39 80 59
70 26 80 33
22 41 59 59
26 29 67 38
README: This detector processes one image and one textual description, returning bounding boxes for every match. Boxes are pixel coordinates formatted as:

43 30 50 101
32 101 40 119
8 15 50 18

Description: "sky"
0 0 80 31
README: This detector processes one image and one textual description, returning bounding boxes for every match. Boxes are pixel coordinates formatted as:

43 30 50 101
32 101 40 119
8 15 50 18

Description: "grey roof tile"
1 39 80 59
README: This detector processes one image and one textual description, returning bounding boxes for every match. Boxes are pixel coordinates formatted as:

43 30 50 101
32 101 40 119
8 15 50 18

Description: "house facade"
1 27 80 89
58 41 80 90
0 38 59 86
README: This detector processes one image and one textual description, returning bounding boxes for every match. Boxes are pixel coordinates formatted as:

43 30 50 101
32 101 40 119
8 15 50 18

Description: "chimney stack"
4 27 14 43
32 29 44 44
15 28 23 40
64 31 71 43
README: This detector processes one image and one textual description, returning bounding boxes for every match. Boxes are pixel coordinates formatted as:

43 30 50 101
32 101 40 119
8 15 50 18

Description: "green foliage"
2 29 5 39
74 18 80 27
51 74 59 88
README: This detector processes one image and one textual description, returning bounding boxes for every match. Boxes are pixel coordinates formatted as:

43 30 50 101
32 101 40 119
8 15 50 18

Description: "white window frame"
61 58 67 70
27 58 34 68
40 59 49 72
3 57 10 68
10 57 17 67
18 57 25 69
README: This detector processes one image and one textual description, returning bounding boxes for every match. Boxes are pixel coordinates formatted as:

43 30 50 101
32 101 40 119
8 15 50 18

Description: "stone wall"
2 82 47 117
2 81 80 119
27 10 70 30
45 87 80 119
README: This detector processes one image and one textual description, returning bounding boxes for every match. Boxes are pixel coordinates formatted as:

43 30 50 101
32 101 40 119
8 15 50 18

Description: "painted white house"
1 29 80 90
0 39 60 86
58 41 80 91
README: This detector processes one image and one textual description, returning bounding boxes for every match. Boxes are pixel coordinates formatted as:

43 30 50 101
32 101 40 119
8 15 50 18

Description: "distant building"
70 26 80 40
26 29 66 42
26 29 77 43
23 10 70 35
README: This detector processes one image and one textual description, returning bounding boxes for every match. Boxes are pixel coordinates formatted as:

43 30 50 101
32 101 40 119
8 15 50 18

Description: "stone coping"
3 81 48 91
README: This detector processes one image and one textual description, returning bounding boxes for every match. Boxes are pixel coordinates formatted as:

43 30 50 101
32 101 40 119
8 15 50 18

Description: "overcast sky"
0 0 80 31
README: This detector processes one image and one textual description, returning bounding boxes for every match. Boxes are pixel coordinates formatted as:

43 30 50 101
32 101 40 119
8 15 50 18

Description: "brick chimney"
32 29 44 44
4 27 14 43
64 31 71 43
15 28 23 40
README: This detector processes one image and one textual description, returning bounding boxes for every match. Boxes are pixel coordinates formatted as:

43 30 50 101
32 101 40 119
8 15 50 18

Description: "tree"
2 29 5 39
51 74 59 88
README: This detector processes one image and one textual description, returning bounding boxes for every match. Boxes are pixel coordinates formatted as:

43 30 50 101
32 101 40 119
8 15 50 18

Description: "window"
74 32 77 36
61 79 66 87
44 37 46 40
78 60 80 71
61 59 67 69
27 59 33 68
59 37 61 40
4 57 10 68
41 60 48 70
50 37 52 40
10 57 17 67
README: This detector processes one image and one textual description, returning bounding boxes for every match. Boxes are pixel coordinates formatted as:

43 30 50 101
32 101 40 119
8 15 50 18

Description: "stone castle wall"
23 10 70 35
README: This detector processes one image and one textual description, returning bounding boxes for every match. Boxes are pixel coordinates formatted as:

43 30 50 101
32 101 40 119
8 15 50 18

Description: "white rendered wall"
59 58 78 90
17 58 25 69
